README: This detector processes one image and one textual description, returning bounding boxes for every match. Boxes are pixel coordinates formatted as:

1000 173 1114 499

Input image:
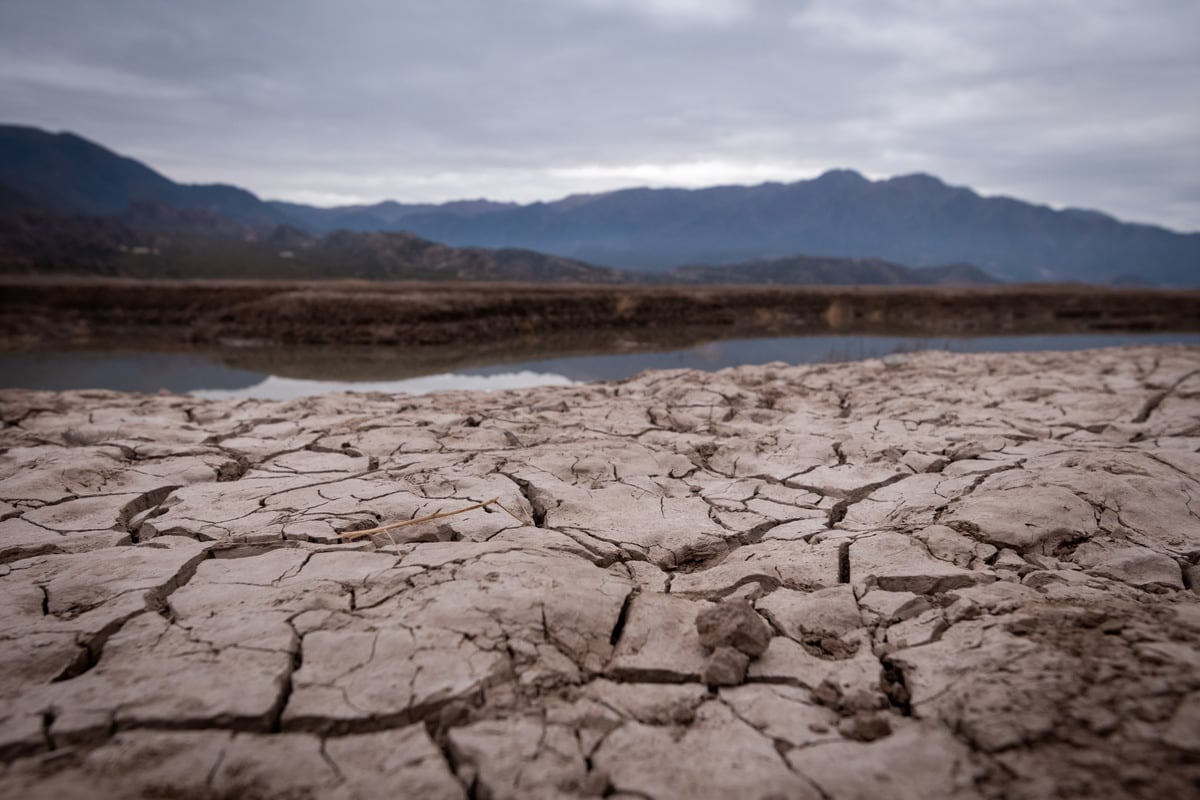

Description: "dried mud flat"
1 346 1198 800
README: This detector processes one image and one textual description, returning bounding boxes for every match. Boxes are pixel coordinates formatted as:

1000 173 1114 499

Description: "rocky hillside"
0 217 632 283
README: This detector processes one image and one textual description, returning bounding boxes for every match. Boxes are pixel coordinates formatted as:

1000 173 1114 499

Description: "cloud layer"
1 0 1197 230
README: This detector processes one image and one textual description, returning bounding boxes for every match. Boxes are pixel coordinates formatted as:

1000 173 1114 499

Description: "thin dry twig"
492 499 532 526
337 495 530 542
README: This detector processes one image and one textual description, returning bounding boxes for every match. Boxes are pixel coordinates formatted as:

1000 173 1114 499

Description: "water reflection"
1 332 1197 399
190 370 577 401
455 333 1200 382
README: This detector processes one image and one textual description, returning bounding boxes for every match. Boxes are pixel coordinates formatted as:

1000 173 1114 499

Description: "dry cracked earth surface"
1 346 1199 799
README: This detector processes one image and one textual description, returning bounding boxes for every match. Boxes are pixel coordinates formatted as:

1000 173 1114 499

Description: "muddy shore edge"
3 280 1198 352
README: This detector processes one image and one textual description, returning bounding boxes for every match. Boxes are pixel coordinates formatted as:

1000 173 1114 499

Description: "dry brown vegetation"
2 279 1197 353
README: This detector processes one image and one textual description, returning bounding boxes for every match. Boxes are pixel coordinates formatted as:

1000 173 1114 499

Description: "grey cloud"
0 0 1196 229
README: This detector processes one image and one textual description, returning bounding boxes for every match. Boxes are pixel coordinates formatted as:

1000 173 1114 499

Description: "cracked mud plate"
1 345 1199 799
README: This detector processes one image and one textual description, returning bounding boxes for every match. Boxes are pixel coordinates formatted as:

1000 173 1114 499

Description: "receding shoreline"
2 279 1198 353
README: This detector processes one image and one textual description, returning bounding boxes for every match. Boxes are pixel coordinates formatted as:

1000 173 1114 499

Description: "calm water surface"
2 333 1198 400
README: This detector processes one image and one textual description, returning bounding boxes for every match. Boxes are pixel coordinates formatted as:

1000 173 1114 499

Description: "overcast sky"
1 0 1197 230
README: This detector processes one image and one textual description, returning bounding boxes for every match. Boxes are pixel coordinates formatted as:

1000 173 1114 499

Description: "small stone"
813 679 842 709
695 600 772 657
702 646 750 686
837 711 893 742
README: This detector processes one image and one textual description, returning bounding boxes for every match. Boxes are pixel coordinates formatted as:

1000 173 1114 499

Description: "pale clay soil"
0 346 1198 800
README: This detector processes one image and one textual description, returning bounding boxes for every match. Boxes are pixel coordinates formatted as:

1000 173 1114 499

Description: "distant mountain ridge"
1 123 1197 285
270 198 518 234
366 171 1199 284
0 124 290 231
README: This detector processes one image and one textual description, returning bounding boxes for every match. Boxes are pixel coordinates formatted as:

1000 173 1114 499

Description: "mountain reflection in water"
1 332 1198 399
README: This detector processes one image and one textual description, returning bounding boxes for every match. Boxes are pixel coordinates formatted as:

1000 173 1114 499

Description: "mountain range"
303 174 1197 284
1 123 1197 286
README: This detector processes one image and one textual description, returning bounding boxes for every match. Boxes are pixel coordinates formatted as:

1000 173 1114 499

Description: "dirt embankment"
1 279 1198 349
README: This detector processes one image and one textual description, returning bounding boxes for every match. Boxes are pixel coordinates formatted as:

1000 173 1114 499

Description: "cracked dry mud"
1 345 1199 799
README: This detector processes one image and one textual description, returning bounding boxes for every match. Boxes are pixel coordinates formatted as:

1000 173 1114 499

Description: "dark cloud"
1 0 1196 229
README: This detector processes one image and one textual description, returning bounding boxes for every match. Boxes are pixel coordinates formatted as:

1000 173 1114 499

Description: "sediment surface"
1 346 1199 799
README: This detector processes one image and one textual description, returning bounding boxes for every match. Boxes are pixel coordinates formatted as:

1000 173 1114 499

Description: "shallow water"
2 332 1198 400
